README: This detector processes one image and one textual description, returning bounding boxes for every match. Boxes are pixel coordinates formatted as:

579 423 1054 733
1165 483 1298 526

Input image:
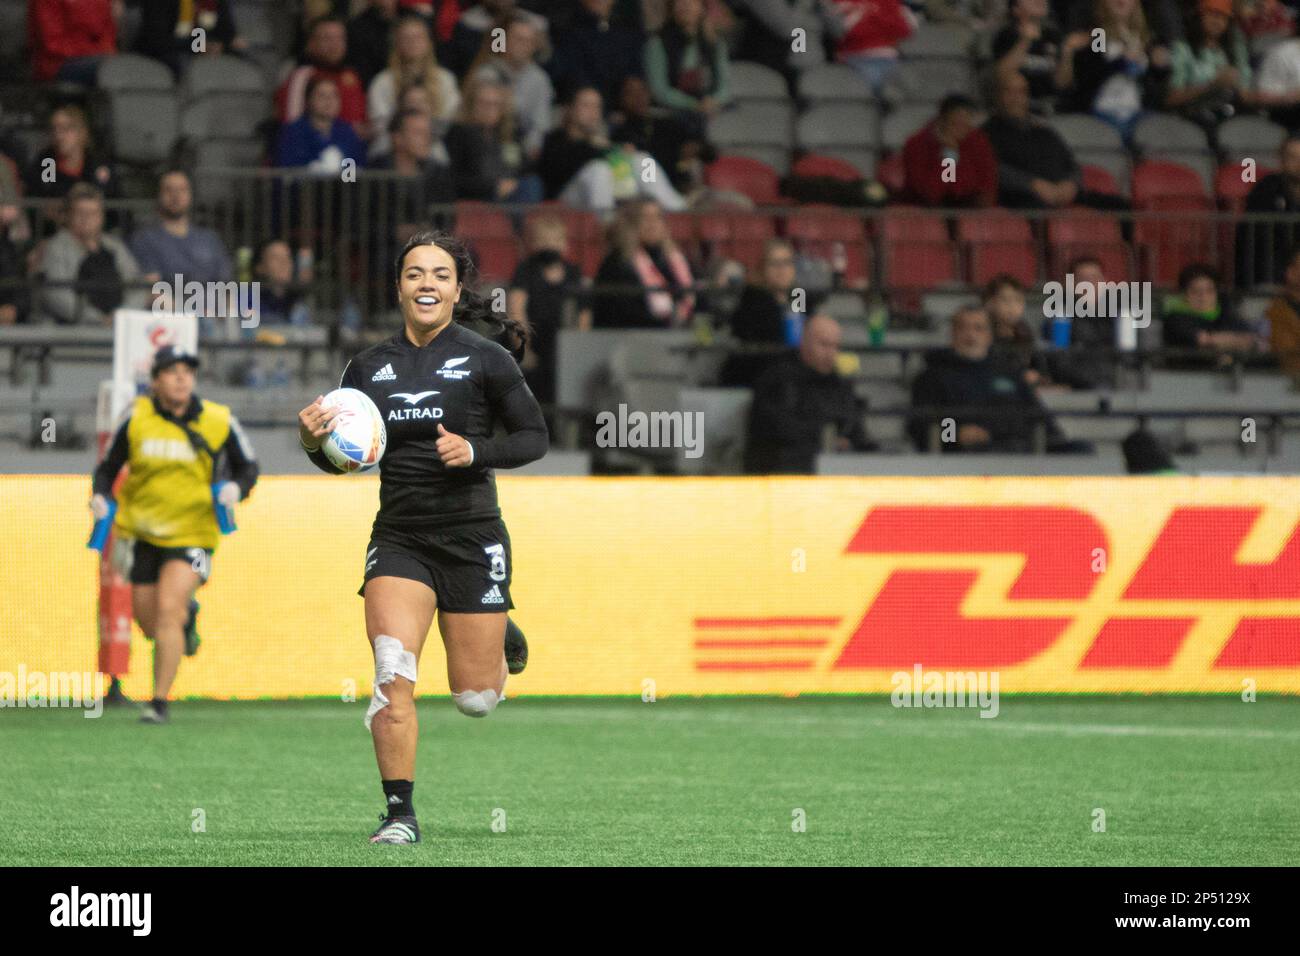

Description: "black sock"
151 698 168 715
382 779 414 819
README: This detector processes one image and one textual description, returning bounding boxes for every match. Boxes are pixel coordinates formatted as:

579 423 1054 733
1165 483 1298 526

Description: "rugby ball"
321 387 386 473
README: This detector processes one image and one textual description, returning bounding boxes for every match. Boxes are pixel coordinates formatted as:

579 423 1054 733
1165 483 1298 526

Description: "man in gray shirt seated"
129 169 233 290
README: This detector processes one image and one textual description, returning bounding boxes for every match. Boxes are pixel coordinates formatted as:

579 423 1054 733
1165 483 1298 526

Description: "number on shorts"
188 548 209 578
484 543 506 582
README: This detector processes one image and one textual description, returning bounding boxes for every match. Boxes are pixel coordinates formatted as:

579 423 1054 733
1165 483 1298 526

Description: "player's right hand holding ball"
298 395 338 451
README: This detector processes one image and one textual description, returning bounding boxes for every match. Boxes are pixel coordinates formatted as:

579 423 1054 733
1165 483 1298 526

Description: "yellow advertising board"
3 475 1299 697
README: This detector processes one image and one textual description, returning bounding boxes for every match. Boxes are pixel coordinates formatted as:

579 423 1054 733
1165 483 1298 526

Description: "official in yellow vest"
90 346 259 723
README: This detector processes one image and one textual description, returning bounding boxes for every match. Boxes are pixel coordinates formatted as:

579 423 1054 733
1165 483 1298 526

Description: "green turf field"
2 696 1296 866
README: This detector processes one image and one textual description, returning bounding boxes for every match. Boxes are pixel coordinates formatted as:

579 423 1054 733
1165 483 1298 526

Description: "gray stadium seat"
0 1 27 71
728 61 789 102
709 102 795 148
1216 115 1287 163
675 387 753 474
898 23 973 61
109 91 180 163
1076 148 1132 195
881 60 975 106
1048 113 1124 153
182 56 272 139
795 103 880 151
98 53 175 92
1143 150 1216 193
881 104 934 151
1133 113 1210 155
797 63 872 103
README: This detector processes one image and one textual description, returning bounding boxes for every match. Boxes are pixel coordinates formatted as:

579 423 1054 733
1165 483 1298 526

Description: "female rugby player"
298 232 548 845
91 346 260 724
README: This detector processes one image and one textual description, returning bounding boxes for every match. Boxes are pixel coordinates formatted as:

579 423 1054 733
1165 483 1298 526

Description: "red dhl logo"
694 506 1300 672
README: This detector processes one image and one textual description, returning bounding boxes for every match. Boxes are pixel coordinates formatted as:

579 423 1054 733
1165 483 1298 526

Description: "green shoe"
184 599 201 657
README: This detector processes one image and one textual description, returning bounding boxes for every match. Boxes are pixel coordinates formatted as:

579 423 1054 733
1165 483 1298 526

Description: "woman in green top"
644 0 731 136
1165 0 1257 128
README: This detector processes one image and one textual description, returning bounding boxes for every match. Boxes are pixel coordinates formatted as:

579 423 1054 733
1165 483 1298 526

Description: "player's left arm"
438 345 548 469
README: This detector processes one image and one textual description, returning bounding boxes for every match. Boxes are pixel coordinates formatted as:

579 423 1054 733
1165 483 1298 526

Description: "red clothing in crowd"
28 0 117 82
831 0 912 57
275 65 369 125
901 122 998 207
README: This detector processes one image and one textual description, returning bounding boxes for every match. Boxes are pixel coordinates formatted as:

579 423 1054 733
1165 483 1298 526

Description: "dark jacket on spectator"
346 4 396 86
908 347 1061 452
720 283 792 387
981 114 1080 208
547 5 645 103
537 128 606 199
135 0 236 70
1238 172 1300 287
444 122 525 200
610 110 714 192
744 352 874 474
28 0 117 82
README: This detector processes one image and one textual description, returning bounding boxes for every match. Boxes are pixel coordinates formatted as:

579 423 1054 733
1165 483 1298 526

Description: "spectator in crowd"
609 74 715 194
983 274 1092 390
39 184 146 325
1044 255 1118 389
992 0 1062 113
538 87 611 198
901 94 998 208
554 129 686 213
135 0 245 77
744 313 875 474
507 216 591 407
1053 0 1184 46
28 0 118 85
247 238 312 328
443 77 542 202
983 71 1127 210
129 170 233 292
592 198 695 328
276 16 370 138
369 109 455 216
830 0 913 97
347 0 401 86
274 75 368 171
548 0 646 104
368 13 460 158
727 0 835 87
1239 133 1300 287
1254 20 1300 130
1241 0 1296 39
1122 427 1178 473
909 305 1084 453
1267 245 1300 379
1161 262 1257 368
721 238 803 387
1164 0 1255 130
0 155 29 324
24 106 119 209
1056 0 1170 142
470 14 556 160
444 0 549 77
644 0 733 136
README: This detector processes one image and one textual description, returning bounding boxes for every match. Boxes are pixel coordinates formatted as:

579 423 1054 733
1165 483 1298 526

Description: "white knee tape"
452 688 503 718
365 635 418 730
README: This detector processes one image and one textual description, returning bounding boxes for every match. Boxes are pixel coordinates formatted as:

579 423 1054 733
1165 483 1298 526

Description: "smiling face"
397 242 462 335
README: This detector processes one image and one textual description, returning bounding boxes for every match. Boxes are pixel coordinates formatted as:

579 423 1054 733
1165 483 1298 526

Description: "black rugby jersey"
306 322 548 528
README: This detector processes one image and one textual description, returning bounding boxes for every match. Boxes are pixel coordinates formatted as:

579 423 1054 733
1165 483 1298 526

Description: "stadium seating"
454 202 518 280
796 63 872 104
956 212 1037 286
789 153 861 182
97 55 180 164
704 156 782 205
881 59 976 107
707 102 794 175
795 103 880 178
784 206 871 288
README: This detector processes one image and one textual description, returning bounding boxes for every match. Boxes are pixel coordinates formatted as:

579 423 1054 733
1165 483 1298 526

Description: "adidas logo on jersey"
372 363 397 382
481 585 505 605
436 357 472 380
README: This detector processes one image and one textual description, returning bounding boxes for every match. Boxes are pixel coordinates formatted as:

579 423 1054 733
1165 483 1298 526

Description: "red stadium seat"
455 202 519 280
692 212 776 270
884 240 960 291
524 202 603 277
790 153 862 182
784 206 871 287
1132 160 1210 209
879 206 948 242
955 211 1032 243
968 242 1038 286
1080 164 1122 198
1047 241 1133 282
705 155 782 205
1215 162 1273 213
1134 197 1214 286
1047 211 1122 244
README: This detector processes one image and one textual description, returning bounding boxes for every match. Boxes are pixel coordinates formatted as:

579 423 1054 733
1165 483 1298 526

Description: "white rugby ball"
321 387 386 473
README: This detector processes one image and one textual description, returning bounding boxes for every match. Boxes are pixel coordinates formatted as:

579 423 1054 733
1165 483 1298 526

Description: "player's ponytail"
395 230 530 359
